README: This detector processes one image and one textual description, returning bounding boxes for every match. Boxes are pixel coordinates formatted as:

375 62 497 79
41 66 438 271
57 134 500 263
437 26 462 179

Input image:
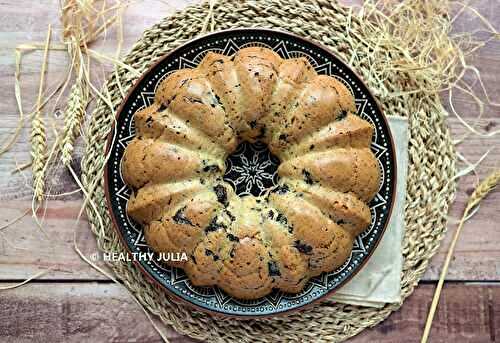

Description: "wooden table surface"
1 1 499 342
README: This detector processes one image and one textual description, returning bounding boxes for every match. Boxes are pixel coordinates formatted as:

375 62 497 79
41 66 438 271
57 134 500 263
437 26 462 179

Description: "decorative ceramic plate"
105 28 396 317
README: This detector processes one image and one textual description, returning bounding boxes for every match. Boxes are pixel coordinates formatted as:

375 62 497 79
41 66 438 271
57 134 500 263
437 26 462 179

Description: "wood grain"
0 0 499 342
0 282 498 342
1 117 499 282
0 282 194 343
354 283 500 343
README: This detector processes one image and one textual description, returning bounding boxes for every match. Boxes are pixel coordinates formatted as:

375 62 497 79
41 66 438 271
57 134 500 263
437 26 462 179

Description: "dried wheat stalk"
31 25 52 202
61 77 89 166
422 170 500 342
59 0 126 165
466 170 500 211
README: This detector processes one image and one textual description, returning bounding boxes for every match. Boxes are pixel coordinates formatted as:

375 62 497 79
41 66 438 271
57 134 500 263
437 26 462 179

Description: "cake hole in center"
223 141 280 197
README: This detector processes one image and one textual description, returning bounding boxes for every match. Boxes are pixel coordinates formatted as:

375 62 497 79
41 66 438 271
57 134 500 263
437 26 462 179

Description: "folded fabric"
330 115 409 308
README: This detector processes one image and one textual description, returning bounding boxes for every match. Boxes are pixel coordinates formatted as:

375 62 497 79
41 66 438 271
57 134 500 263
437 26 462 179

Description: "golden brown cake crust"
122 47 380 300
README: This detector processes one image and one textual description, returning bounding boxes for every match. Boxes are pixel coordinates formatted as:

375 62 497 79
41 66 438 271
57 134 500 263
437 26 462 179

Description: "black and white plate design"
105 29 396 317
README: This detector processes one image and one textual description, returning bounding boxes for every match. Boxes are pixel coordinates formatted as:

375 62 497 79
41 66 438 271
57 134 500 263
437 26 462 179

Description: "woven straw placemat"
81 0 457 341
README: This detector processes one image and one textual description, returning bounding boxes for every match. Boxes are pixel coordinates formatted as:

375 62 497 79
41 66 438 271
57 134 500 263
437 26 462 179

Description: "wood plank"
0 282 498 342
1 0 498 120
1 1 499 281
0 0 499 341
423 118 500 281
0 200 106 280
0 0 194 119
1 117 499 281
0 282 195 343
352 283 500 343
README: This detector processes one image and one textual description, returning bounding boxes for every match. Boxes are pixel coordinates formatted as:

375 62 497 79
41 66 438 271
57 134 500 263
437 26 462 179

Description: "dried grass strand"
360 0 499 145
0 210 30 232
58 1 129 166
0 232 29 251
0 49 26 158
0 42 65 159
201 0 217 33
77 0 489 341
422 170 500 342
0 268 53 291
87 48 140 76
11 161 32 175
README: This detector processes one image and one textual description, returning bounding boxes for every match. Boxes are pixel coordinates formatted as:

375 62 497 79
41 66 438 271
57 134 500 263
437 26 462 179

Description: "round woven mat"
82 0 457 341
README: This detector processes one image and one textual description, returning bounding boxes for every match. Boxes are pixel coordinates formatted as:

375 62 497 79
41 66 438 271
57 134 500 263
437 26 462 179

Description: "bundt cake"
122 47 380 300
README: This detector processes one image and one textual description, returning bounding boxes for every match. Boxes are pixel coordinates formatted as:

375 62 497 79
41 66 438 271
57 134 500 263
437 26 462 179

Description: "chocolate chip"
257 126 266 139
158 103 167 112
302 169 314 185
202 165 220 173
336 110 348 121
227 233 239 242
276 213 288 226
213 184 228 206
225 210 236 221
213 94 223 110
172 206 194 226
268 261 281 277
273 184 289 194
205 217 225 233
294 240 313 254
204 249 219 261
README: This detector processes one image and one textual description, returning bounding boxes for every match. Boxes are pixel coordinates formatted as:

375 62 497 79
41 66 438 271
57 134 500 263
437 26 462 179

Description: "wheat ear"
465 171 500 211
61 78 88 166
422 170 500 343
31 25 52 202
